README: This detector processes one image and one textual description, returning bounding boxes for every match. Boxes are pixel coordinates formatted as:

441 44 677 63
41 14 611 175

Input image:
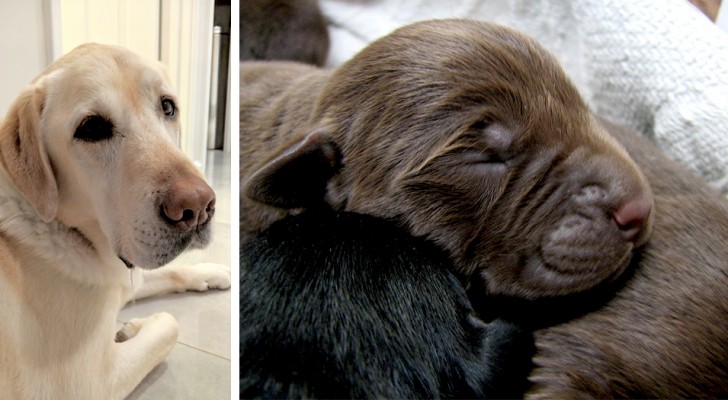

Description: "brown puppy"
526 118 728 398
240 19 654 299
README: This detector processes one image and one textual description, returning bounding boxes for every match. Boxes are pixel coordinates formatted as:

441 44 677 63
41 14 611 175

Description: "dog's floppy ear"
0 84 59 222
243 128 341 209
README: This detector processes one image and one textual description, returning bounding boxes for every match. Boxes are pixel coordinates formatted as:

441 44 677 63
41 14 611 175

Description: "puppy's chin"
533 212 634 291
518 251 631 296
483 240 632 299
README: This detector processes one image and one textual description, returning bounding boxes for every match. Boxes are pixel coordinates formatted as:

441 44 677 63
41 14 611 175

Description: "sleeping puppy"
240 211 535 399
240 19 654 299
524 118 728 398
0 44 230 399
240 0 329 66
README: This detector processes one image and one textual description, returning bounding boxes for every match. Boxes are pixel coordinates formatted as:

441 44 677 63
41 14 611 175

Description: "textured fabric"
321 0 728 192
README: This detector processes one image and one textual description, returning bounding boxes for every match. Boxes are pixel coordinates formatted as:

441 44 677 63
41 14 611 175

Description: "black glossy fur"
240 211 534 398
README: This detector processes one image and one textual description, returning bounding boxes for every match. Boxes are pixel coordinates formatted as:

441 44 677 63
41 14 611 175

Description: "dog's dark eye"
74 115 114 142
161 98 176 117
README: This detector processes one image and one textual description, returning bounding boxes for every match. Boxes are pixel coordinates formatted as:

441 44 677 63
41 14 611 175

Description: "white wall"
0 0 52 116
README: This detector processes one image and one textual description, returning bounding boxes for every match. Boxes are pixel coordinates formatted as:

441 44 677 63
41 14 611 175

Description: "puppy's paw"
180 263 232 292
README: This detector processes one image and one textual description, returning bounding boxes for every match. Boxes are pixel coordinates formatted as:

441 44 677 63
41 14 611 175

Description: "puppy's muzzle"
161 175 216 231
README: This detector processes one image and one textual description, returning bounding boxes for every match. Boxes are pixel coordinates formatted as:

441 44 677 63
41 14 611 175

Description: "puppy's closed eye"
477 121 515 155
74 115 114 142
459 121 514 168
461 150 506 165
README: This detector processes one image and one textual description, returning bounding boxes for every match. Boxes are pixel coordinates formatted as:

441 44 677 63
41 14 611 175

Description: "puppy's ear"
244 128 340 208
0 84 59 222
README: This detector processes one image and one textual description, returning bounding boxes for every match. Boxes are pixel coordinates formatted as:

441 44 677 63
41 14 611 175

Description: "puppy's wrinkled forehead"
325 19 588 141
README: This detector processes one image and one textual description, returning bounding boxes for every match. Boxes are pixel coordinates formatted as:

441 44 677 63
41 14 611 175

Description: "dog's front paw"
115 312 179 343
115 317 146 343
180 263 231 292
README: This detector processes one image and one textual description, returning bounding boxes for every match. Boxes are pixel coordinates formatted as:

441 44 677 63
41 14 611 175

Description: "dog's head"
0 43 215 269
245 20 654 298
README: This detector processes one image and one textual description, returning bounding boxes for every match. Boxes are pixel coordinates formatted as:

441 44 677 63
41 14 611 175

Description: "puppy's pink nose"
612 194 652 242
162 176 216 231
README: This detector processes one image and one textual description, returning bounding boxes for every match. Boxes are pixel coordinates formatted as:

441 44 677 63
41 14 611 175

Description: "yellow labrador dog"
0 44 230 399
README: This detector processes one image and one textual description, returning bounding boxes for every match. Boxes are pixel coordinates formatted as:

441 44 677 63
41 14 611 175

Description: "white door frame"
42 0 63 63
160 0 215 172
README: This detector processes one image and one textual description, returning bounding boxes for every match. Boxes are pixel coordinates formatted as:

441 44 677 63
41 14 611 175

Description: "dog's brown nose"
612 194 652 243
162 175 216 231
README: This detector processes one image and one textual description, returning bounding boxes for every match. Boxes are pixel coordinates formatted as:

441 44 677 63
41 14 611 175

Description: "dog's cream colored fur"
0 43 230 399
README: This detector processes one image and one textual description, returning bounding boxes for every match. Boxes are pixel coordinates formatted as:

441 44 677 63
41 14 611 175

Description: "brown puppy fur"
240 0 329 66
240 19 654 299
526 118 728 398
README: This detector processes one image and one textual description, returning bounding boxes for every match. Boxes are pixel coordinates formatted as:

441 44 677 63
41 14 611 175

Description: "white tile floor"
121 150 232 400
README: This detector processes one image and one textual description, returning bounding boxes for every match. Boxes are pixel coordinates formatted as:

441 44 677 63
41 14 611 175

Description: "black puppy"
240 211 534 398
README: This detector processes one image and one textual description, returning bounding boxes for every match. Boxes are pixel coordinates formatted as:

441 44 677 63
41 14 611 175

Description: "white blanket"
321 0 728 193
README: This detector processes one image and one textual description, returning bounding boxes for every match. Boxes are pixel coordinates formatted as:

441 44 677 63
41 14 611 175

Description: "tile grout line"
175 341 232 362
